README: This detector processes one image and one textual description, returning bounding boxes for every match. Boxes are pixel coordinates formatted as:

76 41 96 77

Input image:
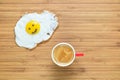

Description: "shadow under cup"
51 43 75 67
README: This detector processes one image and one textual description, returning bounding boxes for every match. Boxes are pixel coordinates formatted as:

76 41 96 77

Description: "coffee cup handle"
76 52 84 57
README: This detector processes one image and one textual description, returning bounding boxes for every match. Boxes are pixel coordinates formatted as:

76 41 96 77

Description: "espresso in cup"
54 44 74 63
51 43 75 67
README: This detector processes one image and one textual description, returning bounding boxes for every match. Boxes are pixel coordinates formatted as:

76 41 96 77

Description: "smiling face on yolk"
26 20 40 35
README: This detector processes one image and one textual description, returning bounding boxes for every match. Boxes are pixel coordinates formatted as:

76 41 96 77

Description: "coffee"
53 44 74 63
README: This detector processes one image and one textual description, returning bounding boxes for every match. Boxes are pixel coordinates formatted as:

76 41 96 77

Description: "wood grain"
0 0 120 80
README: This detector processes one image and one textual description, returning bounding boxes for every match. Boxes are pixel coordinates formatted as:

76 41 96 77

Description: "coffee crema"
53 44 74 63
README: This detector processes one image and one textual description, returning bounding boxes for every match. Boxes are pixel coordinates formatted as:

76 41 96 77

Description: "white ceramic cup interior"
51 42 76 67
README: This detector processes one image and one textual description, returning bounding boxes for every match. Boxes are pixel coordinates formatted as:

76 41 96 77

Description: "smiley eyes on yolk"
28 28 31 30
32 24 34 26
25 20 40 35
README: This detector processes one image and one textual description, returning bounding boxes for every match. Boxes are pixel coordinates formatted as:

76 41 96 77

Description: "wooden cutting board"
0 0 120 80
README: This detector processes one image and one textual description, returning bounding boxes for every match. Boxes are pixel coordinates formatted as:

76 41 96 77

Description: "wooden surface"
0 0 120 80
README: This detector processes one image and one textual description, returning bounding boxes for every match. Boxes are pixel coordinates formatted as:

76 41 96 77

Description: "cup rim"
51 42 76 67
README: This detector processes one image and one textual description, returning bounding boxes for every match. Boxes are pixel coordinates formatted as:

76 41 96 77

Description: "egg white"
15 11 58 49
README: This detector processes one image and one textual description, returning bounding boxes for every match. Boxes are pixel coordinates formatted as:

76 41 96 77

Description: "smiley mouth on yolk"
32 29 38 34
26 20 40 35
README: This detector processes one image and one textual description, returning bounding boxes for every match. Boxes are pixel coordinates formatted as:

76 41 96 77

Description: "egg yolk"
25 20 40 35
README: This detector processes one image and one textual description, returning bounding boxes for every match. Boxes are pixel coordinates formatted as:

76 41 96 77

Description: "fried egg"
15 11 58 49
